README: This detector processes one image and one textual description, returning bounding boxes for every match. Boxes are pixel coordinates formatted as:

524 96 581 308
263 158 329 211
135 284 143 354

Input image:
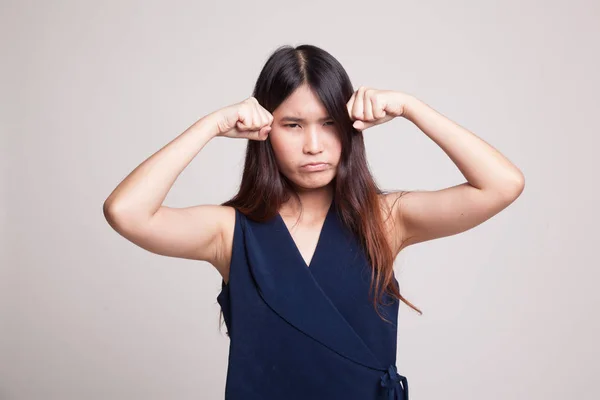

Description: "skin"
346 86 525 252
265 83 526 268
269 84 341 221
265 84 344 267
103 83 525 285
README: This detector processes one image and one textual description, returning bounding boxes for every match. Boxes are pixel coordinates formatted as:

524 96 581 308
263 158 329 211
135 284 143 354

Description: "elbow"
486 171 525 205
103 200 124 228
511 171 525 197
103 200 135 228
103 200 155 231
500 172 525 203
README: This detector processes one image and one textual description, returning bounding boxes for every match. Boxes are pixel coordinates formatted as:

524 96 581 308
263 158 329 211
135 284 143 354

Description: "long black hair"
219 44 421 335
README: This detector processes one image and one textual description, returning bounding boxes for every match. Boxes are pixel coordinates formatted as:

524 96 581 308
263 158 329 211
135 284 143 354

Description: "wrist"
196 113 223 138
402 95 423 121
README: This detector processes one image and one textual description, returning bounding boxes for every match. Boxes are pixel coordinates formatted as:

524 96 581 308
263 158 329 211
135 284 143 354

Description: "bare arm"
103 114 229 268
103 97 273 281
389 96 525 249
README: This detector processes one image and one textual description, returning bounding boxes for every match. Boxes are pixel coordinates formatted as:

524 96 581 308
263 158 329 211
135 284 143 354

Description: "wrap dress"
217 198 409 399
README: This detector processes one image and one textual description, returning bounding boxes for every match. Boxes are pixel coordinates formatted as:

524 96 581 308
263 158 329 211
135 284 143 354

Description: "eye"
284 122 335 128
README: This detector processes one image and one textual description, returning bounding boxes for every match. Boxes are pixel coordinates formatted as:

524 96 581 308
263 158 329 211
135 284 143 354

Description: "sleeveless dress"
217 198 409 400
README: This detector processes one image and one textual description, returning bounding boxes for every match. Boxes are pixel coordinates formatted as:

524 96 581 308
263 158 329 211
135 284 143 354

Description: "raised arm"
387 95 525 249
103 97 274 281
102 115 229 266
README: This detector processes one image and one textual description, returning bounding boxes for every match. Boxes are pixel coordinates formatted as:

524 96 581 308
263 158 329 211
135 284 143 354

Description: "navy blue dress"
217 198 409 399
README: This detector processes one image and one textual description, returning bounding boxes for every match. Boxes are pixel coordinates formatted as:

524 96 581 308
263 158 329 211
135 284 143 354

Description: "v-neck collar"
238 199 387 371
275 199 335 269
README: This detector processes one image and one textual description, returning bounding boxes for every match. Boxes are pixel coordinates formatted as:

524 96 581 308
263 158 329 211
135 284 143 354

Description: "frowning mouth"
300 163 329 171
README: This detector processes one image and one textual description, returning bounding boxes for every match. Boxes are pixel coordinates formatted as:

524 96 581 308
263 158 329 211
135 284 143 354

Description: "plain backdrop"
1 0 599 399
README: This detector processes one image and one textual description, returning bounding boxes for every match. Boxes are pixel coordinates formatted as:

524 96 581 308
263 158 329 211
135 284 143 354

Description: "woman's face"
269 84 342 191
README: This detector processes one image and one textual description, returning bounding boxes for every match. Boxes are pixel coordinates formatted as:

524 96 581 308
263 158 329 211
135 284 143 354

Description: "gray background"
2 0 599 399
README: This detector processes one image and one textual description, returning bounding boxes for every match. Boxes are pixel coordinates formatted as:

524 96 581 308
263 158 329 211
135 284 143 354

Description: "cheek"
325 136 342 159
270 135 297 164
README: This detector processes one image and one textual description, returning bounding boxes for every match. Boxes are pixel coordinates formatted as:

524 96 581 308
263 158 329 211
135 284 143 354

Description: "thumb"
353 120 367 130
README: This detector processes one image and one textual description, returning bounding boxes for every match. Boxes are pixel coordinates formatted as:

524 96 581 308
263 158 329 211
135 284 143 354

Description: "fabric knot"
379 364 409 400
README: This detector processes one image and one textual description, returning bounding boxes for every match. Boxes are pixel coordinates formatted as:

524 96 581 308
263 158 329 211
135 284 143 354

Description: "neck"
280 187 334 219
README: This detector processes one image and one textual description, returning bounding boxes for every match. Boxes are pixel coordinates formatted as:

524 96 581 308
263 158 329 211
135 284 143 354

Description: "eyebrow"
280 116 333 122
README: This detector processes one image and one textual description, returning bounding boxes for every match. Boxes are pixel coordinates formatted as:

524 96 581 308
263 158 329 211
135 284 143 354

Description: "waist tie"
379 364 409 400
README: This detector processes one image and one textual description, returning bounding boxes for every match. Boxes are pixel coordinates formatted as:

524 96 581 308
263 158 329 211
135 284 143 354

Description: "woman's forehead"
274 95 329 120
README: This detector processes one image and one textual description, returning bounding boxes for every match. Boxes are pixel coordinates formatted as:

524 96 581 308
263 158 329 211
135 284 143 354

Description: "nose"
303 125 324 154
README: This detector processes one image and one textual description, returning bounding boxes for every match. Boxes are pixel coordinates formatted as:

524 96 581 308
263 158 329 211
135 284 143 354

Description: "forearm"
103 114 220 222
403 96 524 195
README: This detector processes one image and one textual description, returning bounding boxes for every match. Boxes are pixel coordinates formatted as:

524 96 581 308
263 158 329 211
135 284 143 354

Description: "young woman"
103 44 524 400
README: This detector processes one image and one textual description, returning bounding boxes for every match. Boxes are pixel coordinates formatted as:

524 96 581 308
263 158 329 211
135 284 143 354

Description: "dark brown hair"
219 44 422 333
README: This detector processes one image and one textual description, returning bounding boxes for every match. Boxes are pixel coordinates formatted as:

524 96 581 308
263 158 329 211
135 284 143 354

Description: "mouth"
300 162 329 171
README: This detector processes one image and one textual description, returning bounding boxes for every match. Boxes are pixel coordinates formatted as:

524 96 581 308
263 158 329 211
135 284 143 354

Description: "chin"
291 173 336 190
